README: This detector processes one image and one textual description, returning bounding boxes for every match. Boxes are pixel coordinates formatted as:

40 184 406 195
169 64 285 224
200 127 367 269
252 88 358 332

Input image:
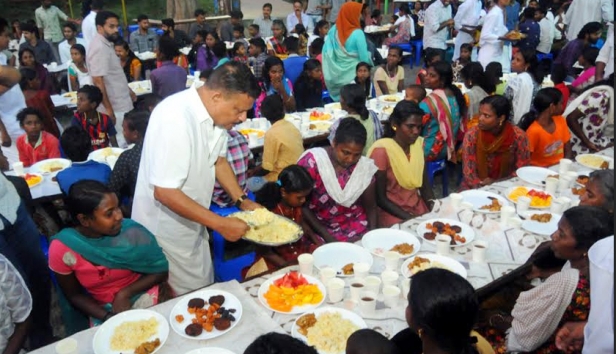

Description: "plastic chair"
410 40 423 68
155 28 164 36
39 234 58 287
322 90 333 104
536 52 553 61
128 24 139 34
592 38 605 49
427 159 449 197
210 194 257 282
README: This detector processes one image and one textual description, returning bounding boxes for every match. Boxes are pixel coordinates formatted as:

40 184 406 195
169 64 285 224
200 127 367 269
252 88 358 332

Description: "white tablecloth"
30 280 285 354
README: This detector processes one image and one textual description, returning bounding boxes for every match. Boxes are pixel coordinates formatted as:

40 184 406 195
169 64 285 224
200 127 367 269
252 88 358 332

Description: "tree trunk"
166 0 197 19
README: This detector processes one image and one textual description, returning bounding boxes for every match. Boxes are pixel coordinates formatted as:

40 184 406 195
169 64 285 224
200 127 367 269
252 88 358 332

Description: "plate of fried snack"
459 190 509 214
361 229 421 258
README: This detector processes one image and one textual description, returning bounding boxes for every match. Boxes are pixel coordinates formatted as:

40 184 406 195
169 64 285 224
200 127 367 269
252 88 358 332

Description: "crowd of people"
0 0 614 353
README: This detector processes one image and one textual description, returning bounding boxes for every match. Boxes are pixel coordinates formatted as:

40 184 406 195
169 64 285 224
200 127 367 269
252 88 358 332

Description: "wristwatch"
234 194 248 208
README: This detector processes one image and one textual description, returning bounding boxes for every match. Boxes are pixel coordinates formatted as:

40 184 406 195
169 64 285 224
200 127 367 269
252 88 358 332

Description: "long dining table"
30 146 614 354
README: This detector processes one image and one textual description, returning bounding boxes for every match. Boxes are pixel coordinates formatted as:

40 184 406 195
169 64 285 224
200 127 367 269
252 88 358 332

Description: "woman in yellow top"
367 101 435 227
114 41 142 82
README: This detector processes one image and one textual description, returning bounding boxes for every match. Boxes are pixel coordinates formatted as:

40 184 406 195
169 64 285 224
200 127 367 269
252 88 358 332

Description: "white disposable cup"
449 192 463 209
508 216 523 229
12 161 24 176
320 267 337 285
359 291 377 317
551 197 571 214
545 177 559 195
565 171 578 187
383 285 401 308
353 262 370 279
516 196 531 215
364 275 381 295
327 278 345 303
435 235 451 256
401 278 411 298
55 338 78 354
472 241 488 262
460 202 474 211
381 270 399 288
559 175 574 192
349 279 365 302
384 251 401 271
297 254 314 276
248 132 260 145
559 158 573 174
500 206 516 225
193 70 201 79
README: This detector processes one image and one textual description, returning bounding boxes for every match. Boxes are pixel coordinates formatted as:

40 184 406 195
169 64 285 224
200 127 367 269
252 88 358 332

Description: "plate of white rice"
92 309 169 354
400 254 467 279
291 307 366 354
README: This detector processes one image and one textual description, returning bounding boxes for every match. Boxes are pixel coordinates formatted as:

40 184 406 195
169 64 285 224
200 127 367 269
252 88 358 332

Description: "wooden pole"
121 0 128 28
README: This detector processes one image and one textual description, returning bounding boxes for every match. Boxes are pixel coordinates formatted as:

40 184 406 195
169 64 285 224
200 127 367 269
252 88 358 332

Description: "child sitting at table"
293 59 324 111
233 24 249 49
56 127 112 194
247 95 304 192
452 43 472 83
108 110 150 216
19 67 60 138
248 165 319 274
15 107 61 167
352 61 375 99
570 46 600 95
551 64 570 107
248 24 260 38
347 329 401 354
245 333 318 354
71 85 118 150
213 41 231 68
404 84 426 103
518 87 572 167
232 42 249 66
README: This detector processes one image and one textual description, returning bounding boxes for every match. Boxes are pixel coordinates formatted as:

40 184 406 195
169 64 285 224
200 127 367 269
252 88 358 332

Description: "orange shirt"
16 131 61 167
527 116 571 167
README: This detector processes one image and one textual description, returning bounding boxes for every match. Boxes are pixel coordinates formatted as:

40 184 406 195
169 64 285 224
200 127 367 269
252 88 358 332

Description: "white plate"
88 148 125 164
416 218 475 247
378 95 402 104
29 158 72 176
291 307 367 354
459 190 510 214
505 186 554 209
184 348 237 354
576 154 614 170
168 289 243 340
400 254 467 279
516 166 558 186
324 102 341 111
361 229 421 258
257 273 326 314
309 121 333 133
92 309 169 354
521 212 561 236
312 242 374 277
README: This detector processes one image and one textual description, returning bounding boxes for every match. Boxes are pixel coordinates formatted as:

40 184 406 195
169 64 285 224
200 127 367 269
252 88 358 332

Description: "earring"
392 126 397 131
418 328 424 338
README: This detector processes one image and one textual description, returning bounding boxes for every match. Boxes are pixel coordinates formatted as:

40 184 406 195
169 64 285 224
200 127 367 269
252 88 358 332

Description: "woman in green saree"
49 180 168 329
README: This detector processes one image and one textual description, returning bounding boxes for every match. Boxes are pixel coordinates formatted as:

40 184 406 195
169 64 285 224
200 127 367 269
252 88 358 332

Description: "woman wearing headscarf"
322 2 374 102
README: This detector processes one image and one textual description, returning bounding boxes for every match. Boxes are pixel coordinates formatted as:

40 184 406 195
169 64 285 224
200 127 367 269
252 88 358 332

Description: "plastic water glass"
384 251 400 271
349 279 365 302
472 241 488 263
500 206 516 226
297 254 314 276
516 196 531 215
545 177 558 194
383 285 401 308
449 193 463 209
353 262 370 279
381 270 399 288
12 162 24 176
559 158 573 174
435 235 451 256
320 267 336 285
364 275 381 295
359 291 377 317
327 278 345 303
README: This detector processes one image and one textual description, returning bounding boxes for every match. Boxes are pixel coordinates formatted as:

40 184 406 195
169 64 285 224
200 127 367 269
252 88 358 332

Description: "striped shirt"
71 111 117 150
212 130 253 207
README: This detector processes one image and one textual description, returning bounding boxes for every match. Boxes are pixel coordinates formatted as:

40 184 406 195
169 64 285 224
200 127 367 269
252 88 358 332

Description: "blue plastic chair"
322 90 333 104
592 38 605 49
427 159 449 197
536 52 553 61
128 24 139 34
209 193 257 282
155 28 164 36
410 40 423 68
